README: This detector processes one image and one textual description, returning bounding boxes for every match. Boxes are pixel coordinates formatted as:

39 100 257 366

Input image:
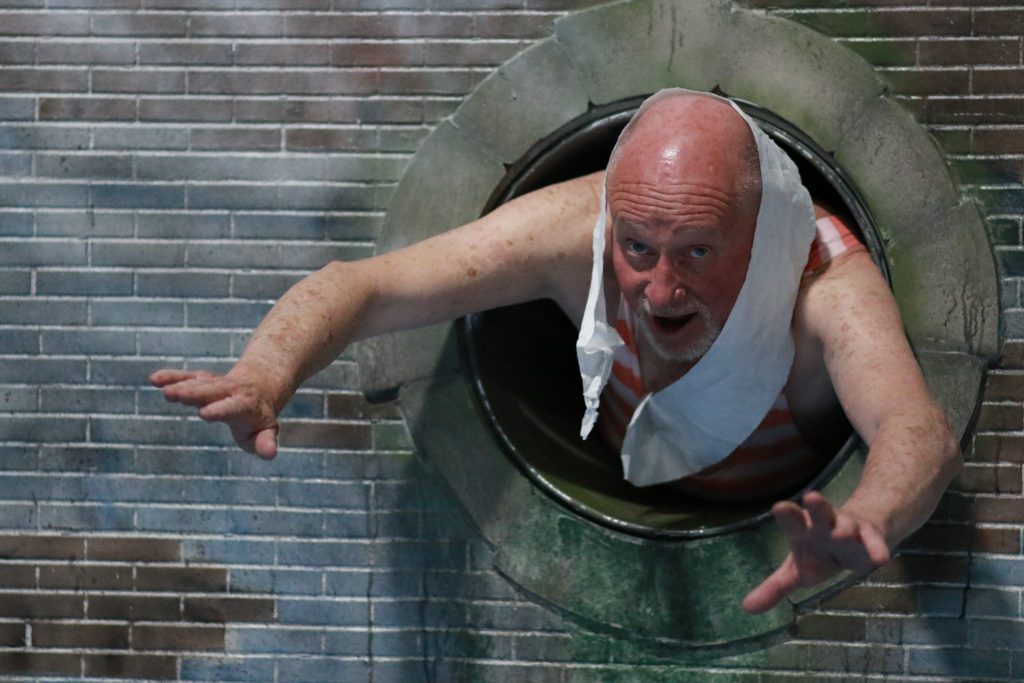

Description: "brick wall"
0 0 1021 681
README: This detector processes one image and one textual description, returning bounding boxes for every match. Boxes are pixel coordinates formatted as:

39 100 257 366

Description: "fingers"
803 492 837 536
162 378 235 408
150 368 204 387
859 522 891 567
742 555 799 614
253 429 279 460
772 500 810 542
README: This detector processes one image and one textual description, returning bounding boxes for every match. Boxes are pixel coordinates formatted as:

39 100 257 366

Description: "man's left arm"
743 249 962 613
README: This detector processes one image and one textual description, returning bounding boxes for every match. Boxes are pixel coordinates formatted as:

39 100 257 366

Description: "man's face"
608 144 756 363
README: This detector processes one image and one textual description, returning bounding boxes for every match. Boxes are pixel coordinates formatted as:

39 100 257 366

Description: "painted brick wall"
0 0 1020 681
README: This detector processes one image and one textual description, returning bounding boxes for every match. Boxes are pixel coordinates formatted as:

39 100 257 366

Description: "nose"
644 256 686 310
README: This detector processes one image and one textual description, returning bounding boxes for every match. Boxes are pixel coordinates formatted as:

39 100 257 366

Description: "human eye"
688 245 710 259
627 240 651 256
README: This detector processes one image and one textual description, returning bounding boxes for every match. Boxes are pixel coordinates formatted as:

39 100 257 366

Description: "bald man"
151 91 961 614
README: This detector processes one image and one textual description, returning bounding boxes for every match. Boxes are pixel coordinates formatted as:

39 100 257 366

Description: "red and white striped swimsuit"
599 214 864 498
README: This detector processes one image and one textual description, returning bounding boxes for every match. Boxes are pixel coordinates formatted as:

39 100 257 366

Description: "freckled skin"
151 91 960 618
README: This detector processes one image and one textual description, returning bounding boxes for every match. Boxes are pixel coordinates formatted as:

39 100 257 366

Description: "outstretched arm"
151 172 601 458
743 249 961 614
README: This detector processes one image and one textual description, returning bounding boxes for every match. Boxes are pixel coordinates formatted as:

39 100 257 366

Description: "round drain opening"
461 96 883 539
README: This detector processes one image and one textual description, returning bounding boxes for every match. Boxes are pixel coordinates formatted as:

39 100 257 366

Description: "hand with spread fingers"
149 368 281 460
742 491 890 614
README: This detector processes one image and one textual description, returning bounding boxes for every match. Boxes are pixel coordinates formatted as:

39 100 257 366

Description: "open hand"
742 491 890 614
149 369 280 459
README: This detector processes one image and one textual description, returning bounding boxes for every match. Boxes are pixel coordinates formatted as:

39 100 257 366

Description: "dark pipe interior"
461 97 870 538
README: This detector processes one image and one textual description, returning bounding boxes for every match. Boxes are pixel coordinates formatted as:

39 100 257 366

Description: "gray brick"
0 10 89 31
187 301 272 329
0 152 30 176
181 538 273 565
139 42 233 65
323 454 411 481
0 67 87 91
137 271 230 298
236 42 331 66
0 40 32 64
90 357 175 385
0 96 35 120
187 240 363 269
906 646 1010 678
230 568 322 595
0 210 32 235
91 300 184 326
0 329 39 354
0 124 90 150
278 481 368 509
189 12 283 37
188 68 378 96
136 506 232 533
0 269 30 294
228 508 324 536
190 127 282 151
276 541 370 568
39 444 133 472
323 570 370 597
137 329 231 357
188 183 385 212
36 210 134 237
0 238 87 265
180 657 275 683
971 557 1024 586
89 415 232 447
374 599 465 628
229 272 303 300
41 329 136 355
0 445 36 469
276 598 369 626
36 153 134 179
137 211 230 238
0 502 35 528
90 183 185 209
36 269 134 296
0 182 90 208
226 627 321 654
139 97 234 122
277 392 323 419
39 96 136 120
0 386 37 411
94 126 189 150
970 618 1024 649
40 387 135 414
90 13 188 37
234 213 379 241
276 658 369 683
1 416 87 442
135 445 232 475
37 41 135 65
226 447 322 479
322 629 370 656
301 361 358 390
138 155 375 183
322 511 373 538
966 588 1022 618
39 503 134 531
0 300 88 325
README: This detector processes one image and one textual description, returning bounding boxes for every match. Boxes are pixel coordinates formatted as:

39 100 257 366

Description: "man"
151 90 961 615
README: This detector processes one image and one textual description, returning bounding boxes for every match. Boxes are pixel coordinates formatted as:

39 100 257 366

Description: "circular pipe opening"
460 96 883 539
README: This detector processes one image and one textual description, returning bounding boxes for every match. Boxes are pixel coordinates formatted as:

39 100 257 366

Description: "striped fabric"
598 214 863 499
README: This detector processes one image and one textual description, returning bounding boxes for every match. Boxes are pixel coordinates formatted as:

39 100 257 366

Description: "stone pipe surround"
355 0 1000 649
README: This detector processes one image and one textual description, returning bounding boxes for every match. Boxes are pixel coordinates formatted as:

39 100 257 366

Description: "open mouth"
650 312 695 334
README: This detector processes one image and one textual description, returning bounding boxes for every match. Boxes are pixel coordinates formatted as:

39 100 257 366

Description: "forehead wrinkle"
609 181 732 215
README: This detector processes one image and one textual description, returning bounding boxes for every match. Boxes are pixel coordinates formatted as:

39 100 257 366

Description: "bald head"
605 92 764 363
607 92 762 222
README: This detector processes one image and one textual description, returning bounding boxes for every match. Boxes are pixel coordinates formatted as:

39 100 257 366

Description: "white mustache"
639 297 707 321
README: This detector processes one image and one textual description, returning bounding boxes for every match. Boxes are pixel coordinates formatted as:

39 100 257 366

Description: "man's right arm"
150 172 602 458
